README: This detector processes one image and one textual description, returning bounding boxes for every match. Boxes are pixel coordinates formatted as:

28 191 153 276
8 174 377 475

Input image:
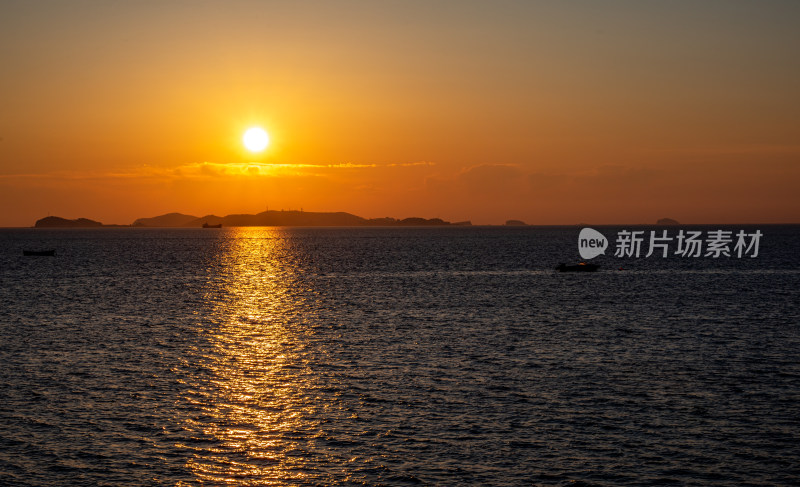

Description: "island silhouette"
35 216 104 228
35 211 472 228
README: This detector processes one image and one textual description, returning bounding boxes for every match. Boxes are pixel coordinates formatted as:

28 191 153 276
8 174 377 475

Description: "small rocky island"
35 216 104 228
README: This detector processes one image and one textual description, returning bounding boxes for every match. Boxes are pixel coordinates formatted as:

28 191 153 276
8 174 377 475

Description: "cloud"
1 157 796 226
0 160 436 183
424 164 527 196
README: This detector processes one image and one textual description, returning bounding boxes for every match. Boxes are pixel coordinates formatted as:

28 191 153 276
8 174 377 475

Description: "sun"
243 127 270 152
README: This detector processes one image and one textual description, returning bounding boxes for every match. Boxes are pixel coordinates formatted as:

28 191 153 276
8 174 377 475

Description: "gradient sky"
1 0 798 226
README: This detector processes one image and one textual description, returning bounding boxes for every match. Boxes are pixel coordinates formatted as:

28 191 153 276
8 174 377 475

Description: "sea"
1 225 798 486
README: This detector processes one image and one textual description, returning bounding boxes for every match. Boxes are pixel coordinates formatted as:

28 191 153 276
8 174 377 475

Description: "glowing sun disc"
243 127 269 152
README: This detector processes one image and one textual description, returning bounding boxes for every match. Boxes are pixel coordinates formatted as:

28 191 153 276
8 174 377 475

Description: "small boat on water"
202 223 222 228
555 262 599 272
23 250 56 256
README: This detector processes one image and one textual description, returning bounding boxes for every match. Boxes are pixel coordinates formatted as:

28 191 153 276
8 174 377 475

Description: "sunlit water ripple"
1 226 799 486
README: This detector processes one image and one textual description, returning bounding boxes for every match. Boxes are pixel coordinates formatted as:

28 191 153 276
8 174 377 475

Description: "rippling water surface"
1 226 799 486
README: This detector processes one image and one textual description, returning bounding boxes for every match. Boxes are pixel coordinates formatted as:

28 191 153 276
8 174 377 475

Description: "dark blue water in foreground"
1 226 799 486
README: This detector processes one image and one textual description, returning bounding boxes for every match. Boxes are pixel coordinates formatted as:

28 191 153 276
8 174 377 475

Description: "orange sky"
1 1 798 226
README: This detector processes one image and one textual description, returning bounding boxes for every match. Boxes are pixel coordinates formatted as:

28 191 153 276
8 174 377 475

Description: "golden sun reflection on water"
180 227 320 485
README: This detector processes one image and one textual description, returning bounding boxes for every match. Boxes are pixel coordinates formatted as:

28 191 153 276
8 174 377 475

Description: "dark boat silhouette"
202 223 222 228
23 250 56 256
555 262 599 272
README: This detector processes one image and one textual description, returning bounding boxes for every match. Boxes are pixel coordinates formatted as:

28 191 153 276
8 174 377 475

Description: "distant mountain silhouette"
656 218 680 225
37 210 468 228
35 216 103 228
183 210 459 227
186 210 364 227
